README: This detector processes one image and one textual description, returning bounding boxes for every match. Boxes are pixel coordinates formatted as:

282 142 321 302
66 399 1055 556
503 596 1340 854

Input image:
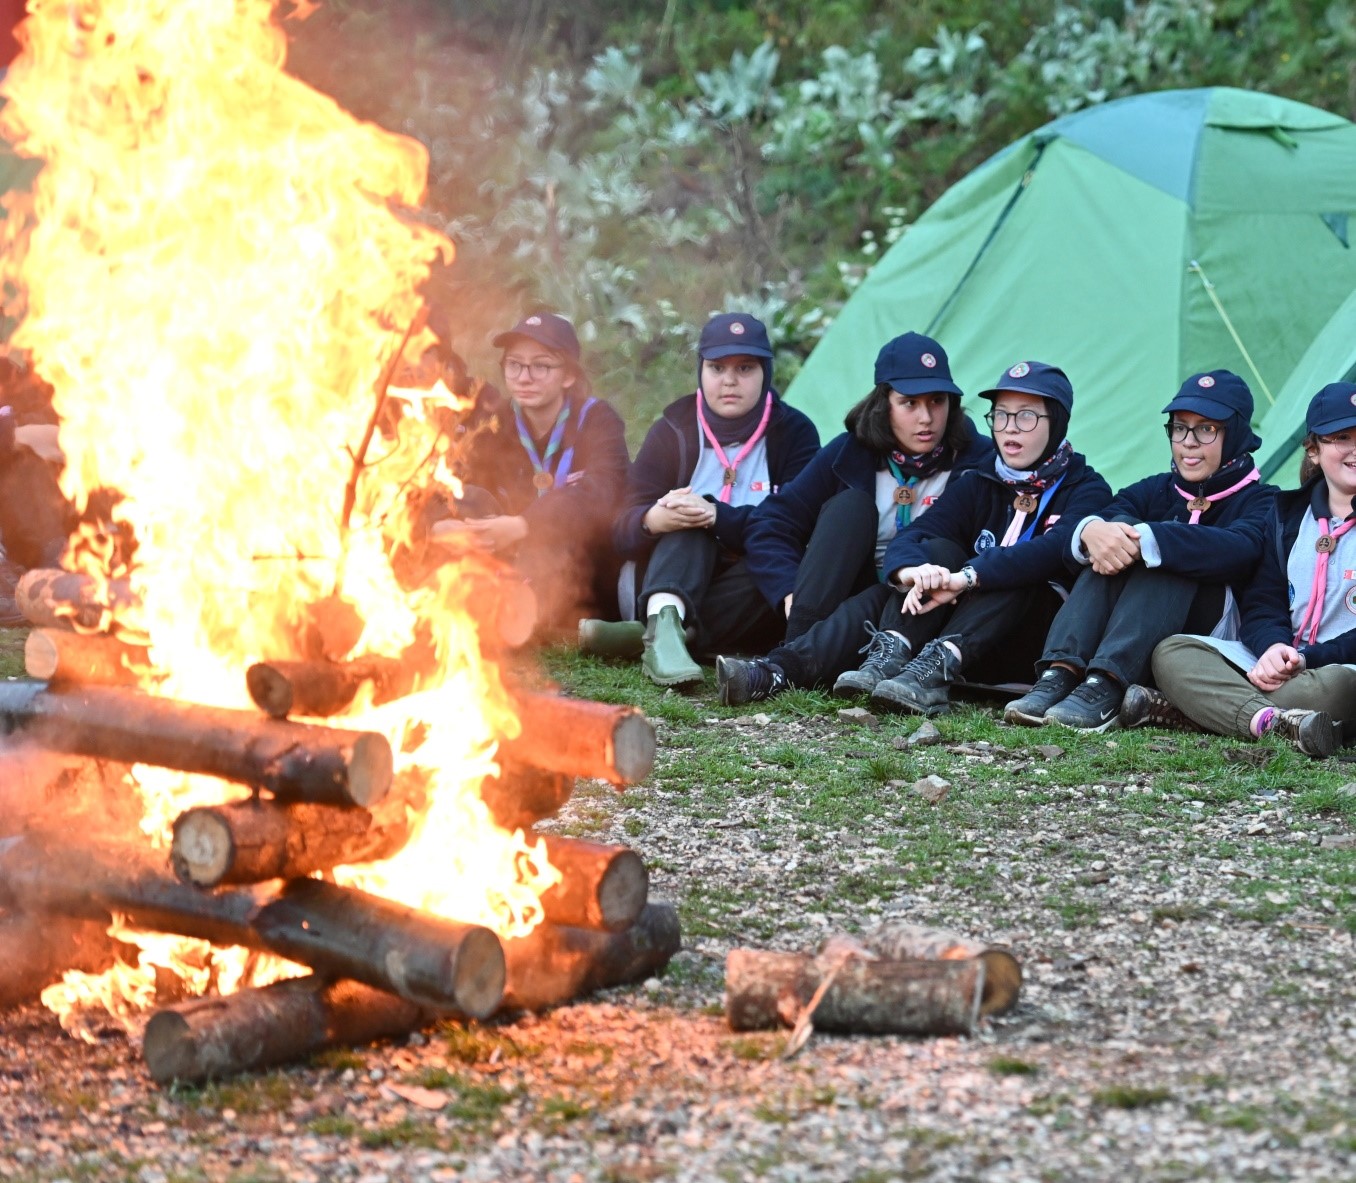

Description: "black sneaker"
1003 666 1081 726
1044 673 1123 732
832 624 911 699
717 655 788 707
870 637 960 716
1266 708 1339 759
1119 684 1195 731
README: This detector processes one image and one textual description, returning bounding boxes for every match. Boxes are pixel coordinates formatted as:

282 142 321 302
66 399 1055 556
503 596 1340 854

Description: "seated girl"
1129 381 1356 758
742 332 992 643
717 361 1111 714
583 313 820 686
1003 370 1275 730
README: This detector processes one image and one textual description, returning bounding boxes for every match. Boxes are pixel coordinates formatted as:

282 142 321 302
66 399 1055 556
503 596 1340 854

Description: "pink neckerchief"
1294 514 1356 646
695 391 774 503
1174 466 1260 523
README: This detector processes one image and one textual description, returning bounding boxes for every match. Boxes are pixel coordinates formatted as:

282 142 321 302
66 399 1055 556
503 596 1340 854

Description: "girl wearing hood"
1004 370 1276 730
583 313 820 687
717 361 1112 715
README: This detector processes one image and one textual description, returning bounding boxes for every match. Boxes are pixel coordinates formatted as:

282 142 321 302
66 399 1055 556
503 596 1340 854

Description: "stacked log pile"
0 571 678 1084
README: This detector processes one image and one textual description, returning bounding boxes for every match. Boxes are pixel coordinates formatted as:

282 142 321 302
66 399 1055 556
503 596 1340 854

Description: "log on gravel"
863 923 1022 1016
244 656 410 720
0 681 393 807
142 976 428 1085
24 629 151 686
724 949 985 1036
15 568 136 631
534 834 648 932
0 911 134 1011
503 692 655 786
479 762 574 831
499 900 681 1012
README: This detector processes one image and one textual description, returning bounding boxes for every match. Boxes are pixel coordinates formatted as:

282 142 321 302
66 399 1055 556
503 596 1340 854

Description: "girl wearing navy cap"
1136 381 1356 757
741 331 993 649
1004 370 1276 730
584 313 820 686
717 361 1112 713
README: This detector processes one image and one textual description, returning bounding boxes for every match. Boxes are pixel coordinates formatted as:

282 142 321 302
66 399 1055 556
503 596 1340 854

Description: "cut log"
0 911 134 1011
503 691 655 786
24 629 151 686
143 976 428 1085
0 681 392 807
250 878 504 1018
15 568 136 631
534 834 648 933
499 900 681 1012
170 790 416 888
724 949 985 1036
245 656 410 720
479 762 574 831
427 527 538 651
862 923 1022 1016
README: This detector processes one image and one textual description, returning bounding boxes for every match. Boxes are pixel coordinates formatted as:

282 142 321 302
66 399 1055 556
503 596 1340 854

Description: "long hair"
1300 431 1320 485
844 383 971 458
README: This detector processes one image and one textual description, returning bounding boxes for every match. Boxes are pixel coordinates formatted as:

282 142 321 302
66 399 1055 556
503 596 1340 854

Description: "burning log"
0 681 392 807
504 691 655 787
500 900 681 1012
479 762 574 831
142 976 428 1085
724 949 985 1036
15 568 136 631
535 834 648 933
0 911 134 1011
24 628 151 686
244 656 409 720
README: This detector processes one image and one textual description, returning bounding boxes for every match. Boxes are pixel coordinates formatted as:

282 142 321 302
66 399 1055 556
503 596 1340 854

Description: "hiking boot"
1265 708 1340 759
1003 665 1081 726
1119 684 1195 731
1043 673 1124 731
832 624 911 699
717 655 788 707
870 636 961 716
641 605 703 688
578 618 645 659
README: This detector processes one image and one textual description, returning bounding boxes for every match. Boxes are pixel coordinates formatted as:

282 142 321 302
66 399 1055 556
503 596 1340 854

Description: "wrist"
959 565 978 590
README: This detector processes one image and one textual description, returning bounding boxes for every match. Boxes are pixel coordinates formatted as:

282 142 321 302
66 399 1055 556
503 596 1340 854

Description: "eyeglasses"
503 358 563 381
1316 431 1356 452
984 408 1049 433
1166 421 1221 445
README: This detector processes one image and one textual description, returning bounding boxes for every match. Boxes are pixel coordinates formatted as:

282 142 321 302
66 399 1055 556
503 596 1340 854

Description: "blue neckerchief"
1016 473 1065 543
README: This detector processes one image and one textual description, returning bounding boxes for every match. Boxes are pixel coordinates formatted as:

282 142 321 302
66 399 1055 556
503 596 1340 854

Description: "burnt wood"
0 911 135 1011
479 761 574 831
244 656 409 720
24 628 151 686
15 568 136 631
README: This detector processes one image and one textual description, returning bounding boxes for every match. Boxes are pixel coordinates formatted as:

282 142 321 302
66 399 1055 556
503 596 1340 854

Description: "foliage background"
285 0 1356 443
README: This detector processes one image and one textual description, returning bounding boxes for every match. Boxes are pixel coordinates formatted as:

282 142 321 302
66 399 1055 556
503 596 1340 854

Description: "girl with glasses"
1133 381 1356 757
1004 370 1275 730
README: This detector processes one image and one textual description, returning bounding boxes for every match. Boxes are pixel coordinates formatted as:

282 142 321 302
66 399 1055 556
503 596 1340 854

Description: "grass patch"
726 1035 786 1061
441 1021 540 1065
1093 1084 1173 1109
0 627 26 678
988 1056 1040 1076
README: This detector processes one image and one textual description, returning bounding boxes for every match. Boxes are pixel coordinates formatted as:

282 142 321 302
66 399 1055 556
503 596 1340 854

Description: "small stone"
838 706 880 729
1035 744 1065 760
1319 835 1356 849
912 774 951 805
751 712 773 727
907 721 942 747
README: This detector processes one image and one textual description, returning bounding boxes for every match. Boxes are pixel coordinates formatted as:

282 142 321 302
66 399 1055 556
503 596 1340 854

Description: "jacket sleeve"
1238 510 1297 656
743 441 845 607
1148 483 1277 583
713 408 822 552
613 419 684 559
522 399 630 544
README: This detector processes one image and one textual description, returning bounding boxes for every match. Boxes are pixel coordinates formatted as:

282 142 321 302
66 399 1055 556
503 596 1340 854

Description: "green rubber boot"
578 618 645 659
641 605 703 687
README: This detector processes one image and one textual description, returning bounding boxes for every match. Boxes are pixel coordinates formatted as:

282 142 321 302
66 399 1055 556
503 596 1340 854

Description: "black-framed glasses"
1165 421 1220 445
503 358 563 380
984 408 1049 433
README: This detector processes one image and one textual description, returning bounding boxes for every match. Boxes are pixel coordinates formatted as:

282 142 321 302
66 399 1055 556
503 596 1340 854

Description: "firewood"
724 949 985 1036
15 568 136 630
479 761 574 831
504 691 655 786
244 655 409 720
534 834 648 932
142 976 428 1085
862 923 1022 1016
24 628 151 686
0 911 134 1011
0 681 393 807
499 900 681 1012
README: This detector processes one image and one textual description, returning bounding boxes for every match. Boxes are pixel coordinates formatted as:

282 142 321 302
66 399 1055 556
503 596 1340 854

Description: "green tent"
1254 287 1356 485
786 87 1356 492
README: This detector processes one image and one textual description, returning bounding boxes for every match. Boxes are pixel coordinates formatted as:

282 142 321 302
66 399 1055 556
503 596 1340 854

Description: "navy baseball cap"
1163 370 1253 422
699 313 773 360
492 312 581 361
978 361 1074 414
1307 381 1356 435
873 332 962 397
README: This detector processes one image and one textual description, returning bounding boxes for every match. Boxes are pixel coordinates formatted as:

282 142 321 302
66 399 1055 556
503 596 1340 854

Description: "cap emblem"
730 321 745 335
1349 392 1356 407
1008 362 1030 379
920 353 937 368
1198 375 1215 388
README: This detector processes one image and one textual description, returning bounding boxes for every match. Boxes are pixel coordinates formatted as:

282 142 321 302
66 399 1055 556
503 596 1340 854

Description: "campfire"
0 0 676 1083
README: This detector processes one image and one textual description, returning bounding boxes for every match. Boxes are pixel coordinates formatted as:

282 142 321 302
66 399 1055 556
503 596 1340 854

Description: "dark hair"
1300 431 1320 484
845 383 970 458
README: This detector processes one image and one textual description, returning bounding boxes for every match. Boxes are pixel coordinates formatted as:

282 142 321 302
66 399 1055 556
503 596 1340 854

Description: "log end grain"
451 925 507 1020
245 663 294 719
594 849 649 933
611 712 656 786
977 949 1022 1016
345 732 394 808
170 809 236 888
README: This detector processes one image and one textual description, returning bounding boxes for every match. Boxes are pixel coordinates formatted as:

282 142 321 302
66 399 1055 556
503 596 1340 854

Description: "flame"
0 0 554 1023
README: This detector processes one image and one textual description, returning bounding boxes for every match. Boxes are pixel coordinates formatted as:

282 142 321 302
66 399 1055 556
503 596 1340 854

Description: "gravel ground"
1 703 1353 1183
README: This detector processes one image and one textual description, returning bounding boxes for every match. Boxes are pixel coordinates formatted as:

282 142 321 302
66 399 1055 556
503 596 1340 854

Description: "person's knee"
1150 634 1195 685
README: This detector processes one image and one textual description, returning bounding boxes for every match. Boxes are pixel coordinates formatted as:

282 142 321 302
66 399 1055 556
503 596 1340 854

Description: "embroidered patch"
922 495 938 507
1287 580 1296 607
920 352 937 368
1198 375 1216 388
749 480 766 491
526 315 542 325
1008 362 1030 378
730 321 746 335
1346 585 1356 615
975 529 997 551
1346 570 1356 581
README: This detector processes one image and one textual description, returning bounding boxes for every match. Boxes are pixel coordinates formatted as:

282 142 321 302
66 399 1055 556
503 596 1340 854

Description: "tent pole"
1187 260 1276 406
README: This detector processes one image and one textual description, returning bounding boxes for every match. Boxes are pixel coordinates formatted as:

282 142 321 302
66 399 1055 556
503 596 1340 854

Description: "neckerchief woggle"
513 398 596 496
886 444 946 529
995 440 1072 546
1173 460 1261 523
695 390 774 503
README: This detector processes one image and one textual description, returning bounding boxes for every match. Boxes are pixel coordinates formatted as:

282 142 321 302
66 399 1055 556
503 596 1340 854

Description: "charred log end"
611 713 656 786
451 926 507 1020
977 949 1022 1015
170 808 235 888
245 663 294 719
347 733 394 807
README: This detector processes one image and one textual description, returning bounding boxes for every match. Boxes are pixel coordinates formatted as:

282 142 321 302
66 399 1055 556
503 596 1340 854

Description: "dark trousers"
785 489 880 642
1041 566 1226 687
640 529 784 657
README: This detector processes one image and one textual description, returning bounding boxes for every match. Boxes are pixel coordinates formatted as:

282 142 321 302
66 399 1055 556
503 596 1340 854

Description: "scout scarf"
994 439 1072 547
695 390 774 503
886 443 948 528
513 397 596 496
1173 454 1261 524
1293 510 1356 646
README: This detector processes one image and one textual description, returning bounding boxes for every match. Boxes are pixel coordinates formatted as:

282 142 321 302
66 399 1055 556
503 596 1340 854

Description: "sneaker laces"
855 623 909 676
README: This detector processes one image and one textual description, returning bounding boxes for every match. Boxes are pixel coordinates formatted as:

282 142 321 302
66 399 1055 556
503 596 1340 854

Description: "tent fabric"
786 87 1356 493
